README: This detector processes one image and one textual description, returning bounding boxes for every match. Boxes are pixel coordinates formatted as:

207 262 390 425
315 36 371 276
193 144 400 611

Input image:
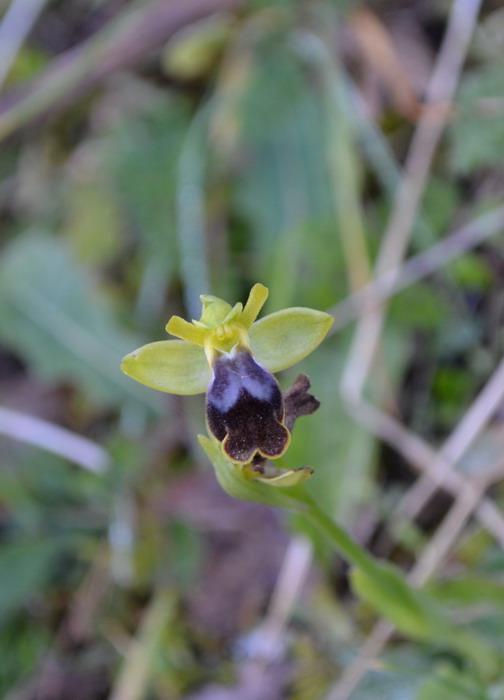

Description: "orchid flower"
121 284 333 469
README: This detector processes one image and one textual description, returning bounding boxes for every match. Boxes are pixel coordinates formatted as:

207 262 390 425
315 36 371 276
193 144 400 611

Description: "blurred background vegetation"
1 0 504 698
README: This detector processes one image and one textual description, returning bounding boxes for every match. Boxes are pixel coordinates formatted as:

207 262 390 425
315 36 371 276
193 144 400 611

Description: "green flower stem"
302 493 375 574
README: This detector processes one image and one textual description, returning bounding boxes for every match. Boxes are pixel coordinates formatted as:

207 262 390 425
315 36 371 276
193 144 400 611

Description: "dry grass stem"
0 0 48 92
0 405 109 473
342 0 482 398
399 354 504 526
250 536 313 661
325 620 394 700
329 205 504 333
108 590 176 700
330 1 487 697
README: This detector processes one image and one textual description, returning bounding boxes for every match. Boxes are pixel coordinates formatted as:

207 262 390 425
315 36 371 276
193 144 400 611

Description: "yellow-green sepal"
249 308 334 372
121 340 211 395
198 435 309 510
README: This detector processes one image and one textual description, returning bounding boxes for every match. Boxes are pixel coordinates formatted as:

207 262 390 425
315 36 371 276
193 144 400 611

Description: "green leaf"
0 537 62 620
0 232 159 410
121 340 210 395
390 283 449 329
110 99 189 262
449 254 492 289
63 180 121 266
428 575 504 611
450 61 504 174
351 563 434 639
351 564 499 678
249 307 333 372
416 666 487 700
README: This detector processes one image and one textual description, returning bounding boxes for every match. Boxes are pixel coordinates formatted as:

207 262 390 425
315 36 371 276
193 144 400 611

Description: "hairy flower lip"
206 349 290 464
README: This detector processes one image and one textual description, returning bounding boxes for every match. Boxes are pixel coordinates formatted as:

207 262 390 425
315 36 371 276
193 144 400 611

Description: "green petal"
165 316 206 346
240 283 268 328
121 340 210 395
249 308 334 372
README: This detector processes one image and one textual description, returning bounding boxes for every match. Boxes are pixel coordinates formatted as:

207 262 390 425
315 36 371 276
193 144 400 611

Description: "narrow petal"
249 308 334 372
121 340 210 395
240 283 269 329
165 316 207 346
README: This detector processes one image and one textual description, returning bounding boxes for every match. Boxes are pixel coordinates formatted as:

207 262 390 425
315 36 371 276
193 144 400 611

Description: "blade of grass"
295 31 371 292
177 104 211 318
109 590 177 700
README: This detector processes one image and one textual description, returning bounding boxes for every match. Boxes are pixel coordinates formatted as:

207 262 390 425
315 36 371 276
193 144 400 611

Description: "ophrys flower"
121 284 333 464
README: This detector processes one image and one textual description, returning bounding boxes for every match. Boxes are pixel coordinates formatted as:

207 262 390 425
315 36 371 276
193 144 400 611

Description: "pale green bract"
198 435 313 504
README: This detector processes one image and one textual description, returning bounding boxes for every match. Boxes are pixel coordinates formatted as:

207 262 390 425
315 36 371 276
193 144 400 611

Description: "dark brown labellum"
206 350 290 463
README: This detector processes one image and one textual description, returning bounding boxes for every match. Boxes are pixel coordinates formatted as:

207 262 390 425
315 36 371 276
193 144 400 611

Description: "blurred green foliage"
1 1 504 699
